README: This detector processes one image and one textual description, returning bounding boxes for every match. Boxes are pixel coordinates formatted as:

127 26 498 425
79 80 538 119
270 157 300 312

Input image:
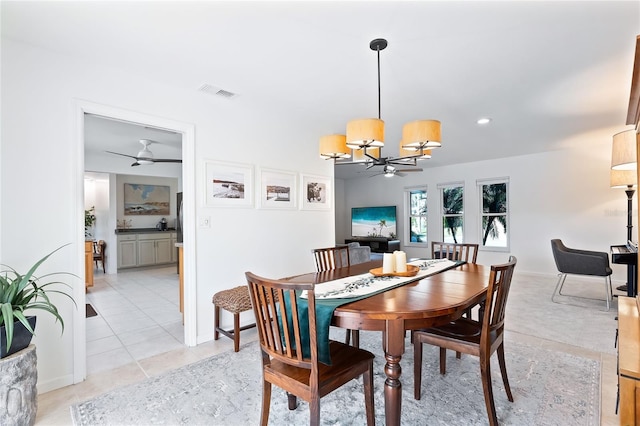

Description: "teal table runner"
283 259 464 365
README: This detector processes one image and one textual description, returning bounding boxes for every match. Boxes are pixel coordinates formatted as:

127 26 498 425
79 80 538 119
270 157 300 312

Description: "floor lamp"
611 129 638 294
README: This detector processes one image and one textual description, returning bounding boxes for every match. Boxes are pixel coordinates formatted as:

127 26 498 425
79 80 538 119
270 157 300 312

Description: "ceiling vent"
198 84 238 99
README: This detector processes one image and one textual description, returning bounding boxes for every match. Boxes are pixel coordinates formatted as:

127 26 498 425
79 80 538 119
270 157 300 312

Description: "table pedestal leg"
383 320 405 426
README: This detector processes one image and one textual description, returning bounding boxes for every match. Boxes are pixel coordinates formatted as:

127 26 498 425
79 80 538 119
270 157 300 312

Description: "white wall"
1 39 335 392
337 146 634 284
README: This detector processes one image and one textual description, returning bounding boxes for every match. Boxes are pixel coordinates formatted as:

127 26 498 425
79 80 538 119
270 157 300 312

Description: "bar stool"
212 286 256 352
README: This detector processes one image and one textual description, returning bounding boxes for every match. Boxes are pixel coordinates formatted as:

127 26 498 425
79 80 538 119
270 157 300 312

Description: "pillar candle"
395 251 407 273
382 253 395 274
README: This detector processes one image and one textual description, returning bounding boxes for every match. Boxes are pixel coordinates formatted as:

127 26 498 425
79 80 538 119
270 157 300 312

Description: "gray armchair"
550 239 613 311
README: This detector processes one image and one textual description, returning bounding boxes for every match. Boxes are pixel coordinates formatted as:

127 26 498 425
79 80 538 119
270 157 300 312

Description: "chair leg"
439 347 447 375
233 312 240 352
309 398 320 426
352 330 360 348
363 362 375 426
344 329 351 345
260 380 271 426
497 344 514 401
604 276 612 311
414 340 423 400
551 273 567 303
214 305 220 340
287 392 297 410
480 355 499 426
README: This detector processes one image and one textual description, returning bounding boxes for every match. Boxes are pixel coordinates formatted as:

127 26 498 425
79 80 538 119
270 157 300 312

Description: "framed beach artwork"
204 160 254 207
124 184 170 215
258 168 297 209
300 174 331 211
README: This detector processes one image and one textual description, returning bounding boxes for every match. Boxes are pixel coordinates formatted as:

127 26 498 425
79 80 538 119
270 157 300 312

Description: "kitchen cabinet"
117 232 177 269
138 233 174 266
118 234 138 268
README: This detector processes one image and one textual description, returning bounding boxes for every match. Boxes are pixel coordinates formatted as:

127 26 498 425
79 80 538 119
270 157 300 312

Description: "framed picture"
124 184 170 215
204 160 254 207
258 168 297 209
300 174 331 210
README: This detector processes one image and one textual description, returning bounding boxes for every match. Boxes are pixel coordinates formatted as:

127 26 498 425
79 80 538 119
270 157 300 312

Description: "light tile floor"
36 268 621 425
85 266 185 375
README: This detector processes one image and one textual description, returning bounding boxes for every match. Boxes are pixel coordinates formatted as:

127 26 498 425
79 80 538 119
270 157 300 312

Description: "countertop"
114 228 177 234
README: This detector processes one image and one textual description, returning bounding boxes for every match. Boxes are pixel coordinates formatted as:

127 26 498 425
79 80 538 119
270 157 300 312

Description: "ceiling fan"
106 139 182 166
368 164 423 178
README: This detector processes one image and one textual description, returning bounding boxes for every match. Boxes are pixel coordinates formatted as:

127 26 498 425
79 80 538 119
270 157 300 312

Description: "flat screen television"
351 205 397 239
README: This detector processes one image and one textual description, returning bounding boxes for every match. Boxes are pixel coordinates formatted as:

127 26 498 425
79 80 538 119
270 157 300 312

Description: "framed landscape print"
204 160 254 208
300 174 331 211
258 168 297 209
124 184 170 215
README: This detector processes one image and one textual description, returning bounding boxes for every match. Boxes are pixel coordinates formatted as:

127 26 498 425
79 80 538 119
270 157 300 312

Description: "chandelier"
319 38 441 171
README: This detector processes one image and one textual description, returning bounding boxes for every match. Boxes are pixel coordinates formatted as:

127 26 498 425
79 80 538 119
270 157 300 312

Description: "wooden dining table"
283 259 491 426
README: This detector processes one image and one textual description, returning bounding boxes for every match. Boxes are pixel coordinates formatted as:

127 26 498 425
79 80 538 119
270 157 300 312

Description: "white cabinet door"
137 239 157 266
155 239 173 264
118 235 137 268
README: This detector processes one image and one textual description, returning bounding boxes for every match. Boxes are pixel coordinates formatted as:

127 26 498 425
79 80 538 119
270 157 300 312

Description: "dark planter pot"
0 316 36 358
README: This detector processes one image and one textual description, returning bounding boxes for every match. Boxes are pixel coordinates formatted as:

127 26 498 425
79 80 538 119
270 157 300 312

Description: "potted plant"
85 206 96 239
0 244 76 358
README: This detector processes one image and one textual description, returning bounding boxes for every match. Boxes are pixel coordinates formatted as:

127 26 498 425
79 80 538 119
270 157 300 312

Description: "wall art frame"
257 168 297 210
204 160 254 208
300 174 331 211
124 183 171 215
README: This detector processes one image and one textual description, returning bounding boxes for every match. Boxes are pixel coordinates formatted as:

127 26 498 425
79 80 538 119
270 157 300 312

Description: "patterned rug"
70 331 600 425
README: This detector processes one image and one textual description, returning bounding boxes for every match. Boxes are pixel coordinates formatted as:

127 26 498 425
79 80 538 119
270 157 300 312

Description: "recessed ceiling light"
477 117 492 125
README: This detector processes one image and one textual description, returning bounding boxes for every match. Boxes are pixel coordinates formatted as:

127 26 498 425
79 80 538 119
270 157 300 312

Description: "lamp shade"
611 130 638 170
610 169 637 188
353 147 380 162
346 118 384 149
319 134 350 159
402 120 441 149
399 146 431 159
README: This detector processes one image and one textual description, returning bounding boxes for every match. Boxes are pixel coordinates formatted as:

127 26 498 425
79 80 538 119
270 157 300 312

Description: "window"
440 183 464 243
478 178 509 249
405 187 427 244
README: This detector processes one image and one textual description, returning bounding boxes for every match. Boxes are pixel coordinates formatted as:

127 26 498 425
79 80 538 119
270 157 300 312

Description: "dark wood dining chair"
93 240 106 273
431 241 479 322
312 246 350 271
431 241 479 263
312 246 358 346
413 256 517 426
245 271 375 426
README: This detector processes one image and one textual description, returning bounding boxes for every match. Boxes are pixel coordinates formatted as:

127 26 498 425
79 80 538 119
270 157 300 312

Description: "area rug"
70 331 600 425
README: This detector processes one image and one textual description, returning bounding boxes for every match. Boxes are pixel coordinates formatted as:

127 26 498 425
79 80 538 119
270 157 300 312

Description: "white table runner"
302 259 459 300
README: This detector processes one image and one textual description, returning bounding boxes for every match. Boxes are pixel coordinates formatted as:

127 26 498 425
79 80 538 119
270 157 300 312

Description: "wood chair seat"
265 341 374 395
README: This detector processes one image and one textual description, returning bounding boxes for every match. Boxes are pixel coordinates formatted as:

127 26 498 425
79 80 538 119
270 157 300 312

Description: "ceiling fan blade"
106 150 138 160
397 168 423 173
150 159 182 163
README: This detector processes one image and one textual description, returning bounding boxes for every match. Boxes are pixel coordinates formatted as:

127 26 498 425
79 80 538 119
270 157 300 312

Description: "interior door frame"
73 99 197 383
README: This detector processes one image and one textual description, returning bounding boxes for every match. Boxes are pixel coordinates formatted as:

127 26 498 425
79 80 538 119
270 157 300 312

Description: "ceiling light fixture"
136 139 155 165
477 117 492 125
319 38 441 171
